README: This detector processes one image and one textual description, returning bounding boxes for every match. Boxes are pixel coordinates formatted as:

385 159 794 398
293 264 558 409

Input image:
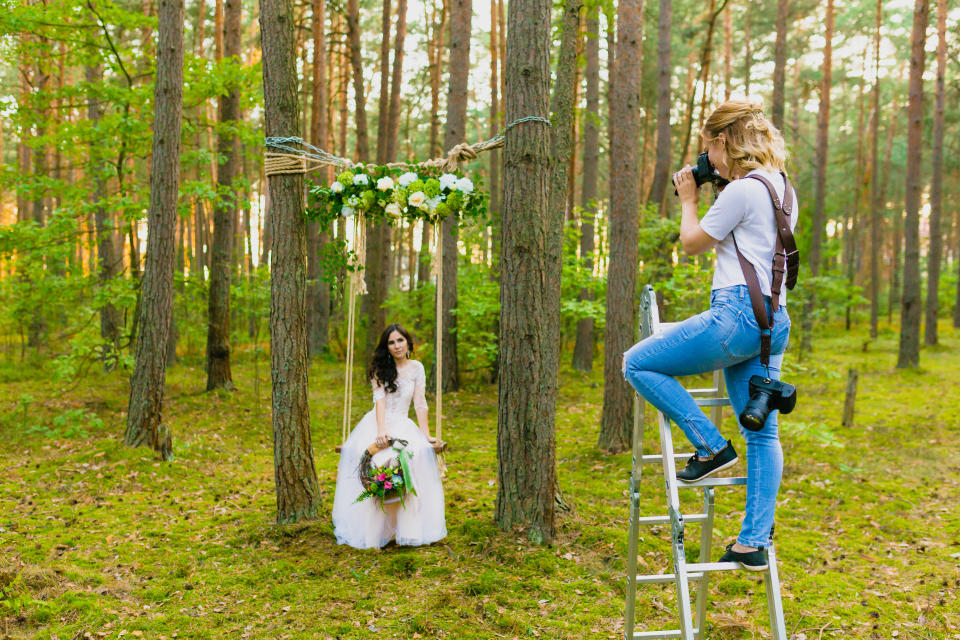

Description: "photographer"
622 100 797 571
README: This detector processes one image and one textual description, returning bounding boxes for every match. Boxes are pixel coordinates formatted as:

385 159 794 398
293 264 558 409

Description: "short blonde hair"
701 100 786 176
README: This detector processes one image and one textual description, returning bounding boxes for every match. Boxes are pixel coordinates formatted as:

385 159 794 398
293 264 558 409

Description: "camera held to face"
674 152 730 196
738 375 797 432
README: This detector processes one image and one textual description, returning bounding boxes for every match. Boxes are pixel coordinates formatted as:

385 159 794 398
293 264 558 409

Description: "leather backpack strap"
779 174 800 290
732 234 773 368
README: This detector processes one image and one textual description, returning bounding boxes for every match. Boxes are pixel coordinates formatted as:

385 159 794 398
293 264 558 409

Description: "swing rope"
341 217 367 445
432 222 446 476
264 115 551 177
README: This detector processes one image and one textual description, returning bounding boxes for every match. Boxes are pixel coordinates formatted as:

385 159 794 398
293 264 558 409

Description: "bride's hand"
425 435 437 444
375 432 390 448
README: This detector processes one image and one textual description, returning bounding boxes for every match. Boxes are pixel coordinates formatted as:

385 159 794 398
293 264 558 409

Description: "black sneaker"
676 440 738 483
719 542 768 571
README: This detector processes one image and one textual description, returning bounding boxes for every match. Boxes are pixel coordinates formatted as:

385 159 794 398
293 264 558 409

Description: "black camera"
675 152 730 195
738 375 797 431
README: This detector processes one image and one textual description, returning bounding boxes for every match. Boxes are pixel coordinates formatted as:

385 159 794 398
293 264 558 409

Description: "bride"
332 323 447 549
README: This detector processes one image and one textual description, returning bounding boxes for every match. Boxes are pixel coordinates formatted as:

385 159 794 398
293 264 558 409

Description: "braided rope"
264 116 551 177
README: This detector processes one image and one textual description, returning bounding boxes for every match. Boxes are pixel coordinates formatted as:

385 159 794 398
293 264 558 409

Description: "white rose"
376 177 394 191
347 196 360 207
439 173 458 190
456 177 474 194
330 181 344 193
407 191 427 209
353 173 369 186
426 196 442 212
385 203 402 218
341 205 355 218
397 172 418 187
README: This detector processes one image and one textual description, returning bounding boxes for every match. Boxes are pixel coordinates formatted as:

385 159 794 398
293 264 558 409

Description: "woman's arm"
373 380 389 448
674 167 720 255
413 363 436 442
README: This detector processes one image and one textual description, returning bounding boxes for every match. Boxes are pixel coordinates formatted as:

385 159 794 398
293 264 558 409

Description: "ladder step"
641 453 692 464
632 629 700 639
687 388 721 397
635 562 740 584
694 397 731 407
636 513 708 526
677 476 747 488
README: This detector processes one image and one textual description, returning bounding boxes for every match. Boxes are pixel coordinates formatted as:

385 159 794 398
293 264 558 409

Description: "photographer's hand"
673 166 699 207
674 166 718 255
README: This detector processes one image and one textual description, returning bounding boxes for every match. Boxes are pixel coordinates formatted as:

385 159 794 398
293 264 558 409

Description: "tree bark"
376 0 392 164
897 0 928 368
260 0 321 523
87 63 122 353
771 0 788 131
572 8 600 373
550 0 582 254
801 0 832 353
488 0 501 271
645 0 671 209
206 0 241 391
495 0 557 545
385 0 408 163
439 0 471 392
868 0 882 339
125 0 184 460
599 0 642 453
307 0 330 356
924 0 945 346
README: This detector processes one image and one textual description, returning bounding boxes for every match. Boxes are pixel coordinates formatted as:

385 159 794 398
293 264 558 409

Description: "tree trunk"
307 0 330 356
572 8 600 373
868 0 882 339
645 0 671 208
722 5 731 100
260 0 321 523
439 0 471 392
771 0 788 130
385 0 408 162
488 0 501 270
549 0 582 244
924 0 945 346
881 90 899 323
206 0 241 391
897 0 928 368
801 0 832 353
495 0 557 545
125 0 184 460
87 64 123 353
599 0 642 453
376 0 392 164
743 16 750 96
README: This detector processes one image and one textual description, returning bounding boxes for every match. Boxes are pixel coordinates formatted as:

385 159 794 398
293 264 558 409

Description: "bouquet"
355 439 417 509
306 165 484 230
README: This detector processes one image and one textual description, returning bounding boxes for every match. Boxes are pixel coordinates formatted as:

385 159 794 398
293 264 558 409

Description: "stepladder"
623 285 787 640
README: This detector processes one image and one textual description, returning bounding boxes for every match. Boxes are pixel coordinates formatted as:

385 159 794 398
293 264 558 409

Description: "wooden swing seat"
334 441 448 454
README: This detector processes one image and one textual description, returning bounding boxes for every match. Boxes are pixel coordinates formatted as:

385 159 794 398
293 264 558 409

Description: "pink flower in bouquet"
377 473 387 482
384 481 393 490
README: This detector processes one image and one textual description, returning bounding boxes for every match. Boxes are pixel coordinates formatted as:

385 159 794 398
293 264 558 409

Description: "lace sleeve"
372 378 386 404
413 362 428 411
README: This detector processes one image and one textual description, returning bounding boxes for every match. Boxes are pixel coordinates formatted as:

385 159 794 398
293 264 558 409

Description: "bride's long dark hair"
367 324 415 394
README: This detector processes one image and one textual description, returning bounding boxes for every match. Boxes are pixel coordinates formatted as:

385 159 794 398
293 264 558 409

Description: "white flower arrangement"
385 203 402 218
353 173 369 186
438 173 458 190
341 206 356 218
407 191 427 209
426 196 442 212
455 177 474 194
330 181 344 193
376 177 394 191
397 172 418 187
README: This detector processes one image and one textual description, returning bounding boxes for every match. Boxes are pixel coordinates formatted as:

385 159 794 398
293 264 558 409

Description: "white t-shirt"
699 169 798 306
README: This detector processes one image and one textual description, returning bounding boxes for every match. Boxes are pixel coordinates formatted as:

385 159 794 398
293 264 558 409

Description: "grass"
0 322 958 639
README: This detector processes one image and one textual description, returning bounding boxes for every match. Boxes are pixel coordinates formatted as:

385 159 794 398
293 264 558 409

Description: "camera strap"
731 172 798 370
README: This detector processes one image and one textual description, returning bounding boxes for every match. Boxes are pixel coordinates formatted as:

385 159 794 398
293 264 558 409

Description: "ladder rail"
624 284 787 640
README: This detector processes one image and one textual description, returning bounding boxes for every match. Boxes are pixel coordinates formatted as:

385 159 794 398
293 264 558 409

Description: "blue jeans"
622 285 791 548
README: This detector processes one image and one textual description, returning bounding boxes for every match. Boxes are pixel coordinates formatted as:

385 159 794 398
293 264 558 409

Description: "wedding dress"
332 360 447 549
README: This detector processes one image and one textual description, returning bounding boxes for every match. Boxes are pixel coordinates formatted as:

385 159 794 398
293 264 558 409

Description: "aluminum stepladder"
623 285 787 640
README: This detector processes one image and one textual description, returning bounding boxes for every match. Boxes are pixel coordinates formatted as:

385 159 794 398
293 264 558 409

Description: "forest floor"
0 322 958 640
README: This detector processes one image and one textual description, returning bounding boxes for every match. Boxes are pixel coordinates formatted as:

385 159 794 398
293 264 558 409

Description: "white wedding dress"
332 360 447 549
